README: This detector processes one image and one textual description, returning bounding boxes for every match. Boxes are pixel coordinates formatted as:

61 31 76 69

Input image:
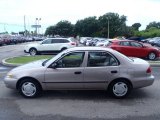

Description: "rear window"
114 50 134 62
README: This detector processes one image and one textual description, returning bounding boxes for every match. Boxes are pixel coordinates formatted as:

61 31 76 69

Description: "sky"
0 0 160 34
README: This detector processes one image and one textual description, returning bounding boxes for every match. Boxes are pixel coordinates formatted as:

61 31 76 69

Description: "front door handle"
74 71 82 74
111 70 118 73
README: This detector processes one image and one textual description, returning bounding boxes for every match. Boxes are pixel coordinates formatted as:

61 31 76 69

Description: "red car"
106 40 160 60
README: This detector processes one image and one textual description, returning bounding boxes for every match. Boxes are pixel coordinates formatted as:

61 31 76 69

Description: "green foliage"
45 20 74 36
132 23 141 31
45 12 132 38
146 21 160 29
98 12 128 38
134 27 160 38
74 16 99 37
56 20 74 36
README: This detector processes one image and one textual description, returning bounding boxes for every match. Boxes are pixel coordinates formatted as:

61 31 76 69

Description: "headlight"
6 74 15 78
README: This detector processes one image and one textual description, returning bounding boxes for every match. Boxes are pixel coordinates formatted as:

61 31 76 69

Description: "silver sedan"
4 47 154 98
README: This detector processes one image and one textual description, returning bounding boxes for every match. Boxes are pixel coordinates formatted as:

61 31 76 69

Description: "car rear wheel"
18 79 42 98
109 80 131 98
29 48 37 56
61 47 67 51
148 52 156 60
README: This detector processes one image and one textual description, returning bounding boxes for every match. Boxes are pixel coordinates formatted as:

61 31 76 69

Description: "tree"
98 12 128 38
74 16 99 37
146 21 160 29
45 20 74 36
45 26 57 36
55 20 74 36
132 23 141 31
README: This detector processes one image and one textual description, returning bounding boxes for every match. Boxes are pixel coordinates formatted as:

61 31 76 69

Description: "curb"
1 56 160 67
1 56 24 67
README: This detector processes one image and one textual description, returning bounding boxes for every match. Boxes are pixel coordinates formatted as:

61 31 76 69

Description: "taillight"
146 67 151 73
71 42 76 45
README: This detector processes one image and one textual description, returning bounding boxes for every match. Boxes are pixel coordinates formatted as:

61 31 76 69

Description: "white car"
24 38 77 55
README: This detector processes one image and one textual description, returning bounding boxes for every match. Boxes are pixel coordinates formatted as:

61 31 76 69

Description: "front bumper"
4 77 18 89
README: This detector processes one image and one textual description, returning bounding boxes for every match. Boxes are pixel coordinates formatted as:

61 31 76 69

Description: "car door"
130 41 147 57
39 38 54 51
44 51 85 89
115 41 133 56
83 51 120 89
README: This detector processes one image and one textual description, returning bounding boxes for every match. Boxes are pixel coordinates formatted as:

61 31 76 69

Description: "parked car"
95 39 110 46
0 37 4 46
151 39 160 47
4 47 154 98
127 37 144 42
86 37 107 46
148 37 160 46
24 38 77 55
80 37 92 45
105 40 160 60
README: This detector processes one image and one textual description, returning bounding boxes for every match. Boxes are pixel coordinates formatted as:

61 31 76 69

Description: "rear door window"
87 52 119 67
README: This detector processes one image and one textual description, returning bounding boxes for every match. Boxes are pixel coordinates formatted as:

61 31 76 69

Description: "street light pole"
35 18 41 36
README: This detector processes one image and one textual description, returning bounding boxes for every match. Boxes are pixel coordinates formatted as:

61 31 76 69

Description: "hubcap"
113 82 128 97
149 53 156 60
30 49 36 56
22 82 36 97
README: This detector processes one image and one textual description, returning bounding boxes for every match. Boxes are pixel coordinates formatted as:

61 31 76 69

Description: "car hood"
11 59 46 72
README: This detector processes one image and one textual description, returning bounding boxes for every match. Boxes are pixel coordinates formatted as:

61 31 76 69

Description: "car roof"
66 46 115 52
111 39 137 43
47 37 68 39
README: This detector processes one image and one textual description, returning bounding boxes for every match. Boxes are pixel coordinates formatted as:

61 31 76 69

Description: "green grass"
6 55 53 64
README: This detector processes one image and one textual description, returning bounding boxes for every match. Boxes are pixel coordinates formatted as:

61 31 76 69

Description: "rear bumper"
132 75 154 88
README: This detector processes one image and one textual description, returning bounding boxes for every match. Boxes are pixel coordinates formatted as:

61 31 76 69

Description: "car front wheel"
18 79 42 98
109 80 131 98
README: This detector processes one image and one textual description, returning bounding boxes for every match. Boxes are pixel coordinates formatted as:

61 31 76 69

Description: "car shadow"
40 88 153 101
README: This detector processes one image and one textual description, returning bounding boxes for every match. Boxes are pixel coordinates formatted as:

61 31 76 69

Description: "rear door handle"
74 71 82 74
111 70 118 73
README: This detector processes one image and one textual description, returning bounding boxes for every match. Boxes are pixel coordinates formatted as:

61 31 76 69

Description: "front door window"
56 52 85 68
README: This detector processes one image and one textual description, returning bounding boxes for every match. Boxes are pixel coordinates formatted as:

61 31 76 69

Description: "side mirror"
51 63 58 69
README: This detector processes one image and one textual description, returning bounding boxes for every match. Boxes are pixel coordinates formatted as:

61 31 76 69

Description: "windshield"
43 50 67 66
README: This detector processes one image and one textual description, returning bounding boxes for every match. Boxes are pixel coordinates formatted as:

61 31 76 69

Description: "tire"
61 47 67 52
148 52 156 60
18 79 42 98
29 48 37 56
108 80 132 99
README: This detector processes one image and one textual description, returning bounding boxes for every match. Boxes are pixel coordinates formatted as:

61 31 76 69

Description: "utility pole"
108 18 109 39
24 15 26 36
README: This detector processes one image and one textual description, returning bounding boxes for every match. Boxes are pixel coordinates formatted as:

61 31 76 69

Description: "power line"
0 22 23 27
